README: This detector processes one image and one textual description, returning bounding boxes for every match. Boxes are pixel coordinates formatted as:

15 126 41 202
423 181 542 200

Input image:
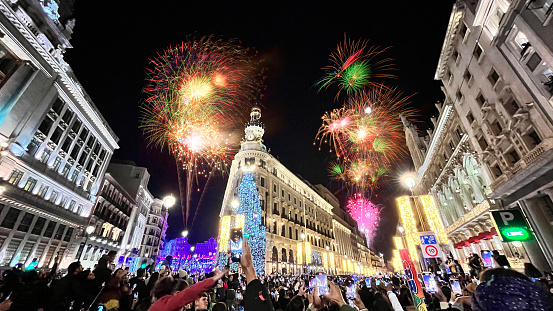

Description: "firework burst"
347 193 383 246
316 85 415 192
315 35 395 99
140 35 260 229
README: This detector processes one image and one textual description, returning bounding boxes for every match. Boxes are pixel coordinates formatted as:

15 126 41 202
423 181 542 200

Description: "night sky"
64 1 455 259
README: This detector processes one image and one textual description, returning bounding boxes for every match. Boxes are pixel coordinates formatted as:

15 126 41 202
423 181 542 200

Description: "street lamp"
231 199 239 209
182 230 188 238
79 225 95 261
398 226 404 234
163 195 176 208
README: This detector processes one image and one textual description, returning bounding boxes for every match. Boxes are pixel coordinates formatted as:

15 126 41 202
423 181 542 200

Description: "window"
8 169 24 185
62 164 71 178
473 44 483 59
526 53 542 71
523 130 542 149
51 98 64 115
52 156 62 171
51 127 63 144
43 221 56 238
68 200 76 211
456 89 463 100
79 127 89 141
288 194 290 201
452 50 459 62
491 163 503 178
459 22 468 39
59 195 67 207
23 177 37 192
38 117 53 134
0 44 17 83
281 190 284 197
466 112 475 124
70 170 78 182
17 212 33 231
27 138 41 156
506 149 521 165
478 137 488 150
72 119 81 133
476 92 486 106
54 224 66 240
504 98 520 116
1 207 20 229
40 149 51 164
260 177 265 187
273 184 277 192
61 109 73 124
449 141 455 150
490 121 503 136
61 137 72 152
455 127 463 140
31 217 46 235
64 228 74 242
49 191 58 203
37 184 49 198
488 68 500 85
463 69 472 82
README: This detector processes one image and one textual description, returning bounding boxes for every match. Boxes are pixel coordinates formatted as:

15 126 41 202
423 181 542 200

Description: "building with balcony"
0 0 118 269
78 173 135 269
410 0 553 271
140 197 168 260
218 106 380 275
106 161 154 263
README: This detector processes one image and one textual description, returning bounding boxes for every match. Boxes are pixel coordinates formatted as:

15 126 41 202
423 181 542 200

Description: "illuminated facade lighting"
396 196 419 264
420 195 448 243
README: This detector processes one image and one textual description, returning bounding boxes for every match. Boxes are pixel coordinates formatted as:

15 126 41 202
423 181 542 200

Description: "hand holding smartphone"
230 228 243 263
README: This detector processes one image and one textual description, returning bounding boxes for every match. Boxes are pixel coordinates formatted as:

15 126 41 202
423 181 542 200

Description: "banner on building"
399 249 427 311
418 231 443 259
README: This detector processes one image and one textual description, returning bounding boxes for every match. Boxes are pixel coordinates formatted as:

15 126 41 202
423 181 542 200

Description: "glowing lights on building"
218 216 231 252
396 196 419 263
305 242 311 264
394 237 404 249
322 252 328 268
420 195 448 243
329 252 335 269
297 242 303 265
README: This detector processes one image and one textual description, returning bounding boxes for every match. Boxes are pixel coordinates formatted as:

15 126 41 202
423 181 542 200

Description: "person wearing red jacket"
148 269 226 311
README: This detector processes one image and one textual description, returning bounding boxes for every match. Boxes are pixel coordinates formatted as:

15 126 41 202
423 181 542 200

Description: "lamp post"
79 225 95 261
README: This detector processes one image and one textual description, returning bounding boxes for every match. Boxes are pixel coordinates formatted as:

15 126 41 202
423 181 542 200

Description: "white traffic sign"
419 231 443 259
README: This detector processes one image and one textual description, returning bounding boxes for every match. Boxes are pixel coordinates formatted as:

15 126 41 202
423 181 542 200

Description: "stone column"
9 214 39 266
518 198 553 271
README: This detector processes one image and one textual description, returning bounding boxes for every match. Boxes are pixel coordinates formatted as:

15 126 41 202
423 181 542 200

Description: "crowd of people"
0 242 551 311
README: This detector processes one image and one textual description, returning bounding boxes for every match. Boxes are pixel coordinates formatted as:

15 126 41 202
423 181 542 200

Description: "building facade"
141 197 168 260
79 173 135 269
0 0 118 269
218 106 380 275
408 0 553 271
107 161 154 263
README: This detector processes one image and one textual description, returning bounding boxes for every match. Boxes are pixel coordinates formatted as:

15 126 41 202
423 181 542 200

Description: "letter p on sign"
500 212 515 225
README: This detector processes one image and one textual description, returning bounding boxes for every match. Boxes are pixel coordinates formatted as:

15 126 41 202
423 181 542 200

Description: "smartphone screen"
133 292 138 299
375 279 381 286
237 291 242 300
346 283 356 300
422 273 438 293
230 228 243 262
365 278 371 288
450 279 462 295
309 273 329 295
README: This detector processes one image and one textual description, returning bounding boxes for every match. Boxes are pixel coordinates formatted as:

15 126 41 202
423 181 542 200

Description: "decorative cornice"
445 199 493 234
0 2 119 149
434 2 465 80
416 104 453 183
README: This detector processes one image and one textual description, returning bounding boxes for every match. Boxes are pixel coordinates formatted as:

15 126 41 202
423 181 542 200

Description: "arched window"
289 249 294 263
272 247 278 262
281 248 287 262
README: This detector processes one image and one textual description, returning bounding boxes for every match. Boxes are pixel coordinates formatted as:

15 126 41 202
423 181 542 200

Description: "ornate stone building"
405 0 553 271
141 197 168 261
0 0 119 269
218 106 380 275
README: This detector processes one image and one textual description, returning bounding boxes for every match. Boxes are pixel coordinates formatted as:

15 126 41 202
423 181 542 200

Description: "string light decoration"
396 196 419 264
234 214 245 230
305 242 311 264
322 252 328 268
420 195 448 243
392 250 402 272
329 252 335 269
235 172 266 274
218 216 231 252
342 259 347 271
347 260 354 273
394 237 404 249
297 243 303 265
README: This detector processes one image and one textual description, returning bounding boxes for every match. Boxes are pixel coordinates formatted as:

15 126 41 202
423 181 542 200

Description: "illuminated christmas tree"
236 172 266 274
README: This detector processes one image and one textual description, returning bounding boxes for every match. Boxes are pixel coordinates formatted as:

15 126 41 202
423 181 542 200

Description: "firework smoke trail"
346 193 383 247
141 35 260 229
